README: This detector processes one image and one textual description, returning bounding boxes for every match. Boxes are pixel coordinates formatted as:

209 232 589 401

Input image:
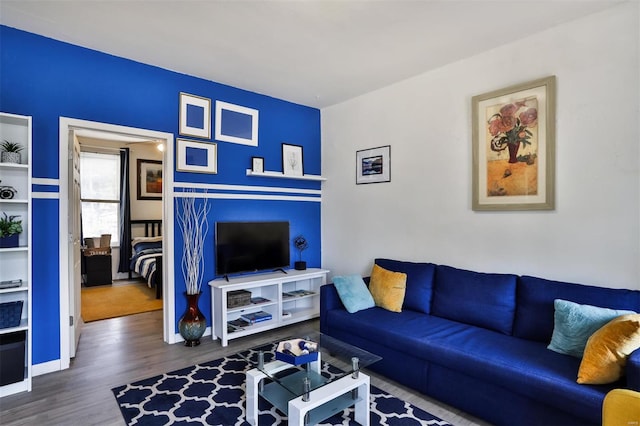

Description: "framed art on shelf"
251 156 264 173
176 139 217 174
472 76 556 211
282 143 303 176
179 92 211 139
215 101 259 146
356 145 390 184
137 159 162 200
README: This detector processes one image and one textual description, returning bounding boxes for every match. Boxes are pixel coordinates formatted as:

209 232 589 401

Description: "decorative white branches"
177 190 210 295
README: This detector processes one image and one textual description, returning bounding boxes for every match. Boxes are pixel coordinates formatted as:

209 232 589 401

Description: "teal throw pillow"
333 275 375 314
547 299 636 358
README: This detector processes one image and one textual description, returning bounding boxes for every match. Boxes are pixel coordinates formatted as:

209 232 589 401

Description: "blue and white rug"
112 349 451 426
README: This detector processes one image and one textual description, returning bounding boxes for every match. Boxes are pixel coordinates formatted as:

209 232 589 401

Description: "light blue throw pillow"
547 299 636 358
333 275 375 314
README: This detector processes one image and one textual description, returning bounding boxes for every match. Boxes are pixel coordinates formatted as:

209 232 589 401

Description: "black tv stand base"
273 268 287 274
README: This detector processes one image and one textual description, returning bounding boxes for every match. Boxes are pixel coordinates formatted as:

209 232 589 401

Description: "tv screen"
215 221 290 277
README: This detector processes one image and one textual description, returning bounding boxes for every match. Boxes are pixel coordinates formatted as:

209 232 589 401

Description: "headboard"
130 219 162 237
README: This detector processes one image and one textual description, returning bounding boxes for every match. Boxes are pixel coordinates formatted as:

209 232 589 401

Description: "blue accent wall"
0 26 322 364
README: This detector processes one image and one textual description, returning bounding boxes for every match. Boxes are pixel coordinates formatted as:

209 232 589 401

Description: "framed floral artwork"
282 143 304 176
472 76 556 211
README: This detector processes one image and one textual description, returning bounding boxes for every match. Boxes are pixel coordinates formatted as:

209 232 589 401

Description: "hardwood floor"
0 311 488 425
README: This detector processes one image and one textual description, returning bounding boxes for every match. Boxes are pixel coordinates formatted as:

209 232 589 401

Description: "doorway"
58 117 176 371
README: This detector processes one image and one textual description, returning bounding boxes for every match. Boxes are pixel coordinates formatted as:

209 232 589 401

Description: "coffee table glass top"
239 331 381 398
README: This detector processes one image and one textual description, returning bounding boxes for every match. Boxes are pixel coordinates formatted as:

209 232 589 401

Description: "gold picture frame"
472 76 556 211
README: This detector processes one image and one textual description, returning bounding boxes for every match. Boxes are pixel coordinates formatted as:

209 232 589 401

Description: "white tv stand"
209 268 329 347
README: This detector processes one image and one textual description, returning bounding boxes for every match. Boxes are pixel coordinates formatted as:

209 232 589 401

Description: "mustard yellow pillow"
577 314 640 384
368 264 407 313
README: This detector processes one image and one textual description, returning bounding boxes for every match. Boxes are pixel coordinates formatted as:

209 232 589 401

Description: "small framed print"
179 93 211 139
356 145 391 184
215 100 259 146
282 143 304 176
176 139 217 174
251 156 264 173
137 159 163 200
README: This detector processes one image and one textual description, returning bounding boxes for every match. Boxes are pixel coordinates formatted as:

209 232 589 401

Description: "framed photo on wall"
176 139 217 174
215 101 259 146
251 156 264 173
472 76 556 211
179 92 211 139
137 159 163 200
282 143 304 176
356 145 390 184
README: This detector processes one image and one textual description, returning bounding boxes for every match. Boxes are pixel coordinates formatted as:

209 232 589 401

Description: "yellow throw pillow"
577 314 640 384
369 264 407 313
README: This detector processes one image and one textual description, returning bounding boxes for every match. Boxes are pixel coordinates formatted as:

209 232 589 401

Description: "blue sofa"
320 259 640 425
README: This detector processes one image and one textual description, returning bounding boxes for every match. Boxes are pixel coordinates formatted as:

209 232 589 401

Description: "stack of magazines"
240 310 272 324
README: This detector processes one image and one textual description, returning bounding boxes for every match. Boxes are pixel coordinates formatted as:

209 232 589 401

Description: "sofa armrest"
320 283 344 334
627 348 640 391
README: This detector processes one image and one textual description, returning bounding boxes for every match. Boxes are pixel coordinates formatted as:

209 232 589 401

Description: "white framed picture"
176 139 217 174
179 93 211 139
282 143 303 176
356 145 391 184
215 100 259 146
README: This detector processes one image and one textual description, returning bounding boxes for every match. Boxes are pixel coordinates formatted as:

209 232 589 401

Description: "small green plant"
0 212 23 237
1 140 24 153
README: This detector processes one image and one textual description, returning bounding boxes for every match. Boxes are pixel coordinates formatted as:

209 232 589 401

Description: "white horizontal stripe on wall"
174 182 321 196
32 178 60 186
173 191 321 203
32 192 60 199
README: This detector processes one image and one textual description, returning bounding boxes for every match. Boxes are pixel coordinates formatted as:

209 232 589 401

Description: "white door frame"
58 117 176 370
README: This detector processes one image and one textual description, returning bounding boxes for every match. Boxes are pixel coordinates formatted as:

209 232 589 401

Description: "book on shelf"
250 296 270 304
227 318 251 332
283 289 316 298
240 310 272 324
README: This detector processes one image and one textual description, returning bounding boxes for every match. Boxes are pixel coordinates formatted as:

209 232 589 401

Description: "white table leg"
245 368 266 426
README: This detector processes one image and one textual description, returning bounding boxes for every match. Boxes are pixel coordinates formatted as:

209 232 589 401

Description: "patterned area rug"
112 348 451 426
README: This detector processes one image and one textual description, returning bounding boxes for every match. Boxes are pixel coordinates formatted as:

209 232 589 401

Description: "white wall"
321 2 640 290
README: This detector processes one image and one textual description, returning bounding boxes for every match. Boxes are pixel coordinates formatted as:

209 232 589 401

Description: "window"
80 151 121 246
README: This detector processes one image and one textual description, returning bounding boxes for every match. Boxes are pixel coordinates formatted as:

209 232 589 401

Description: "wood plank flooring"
0 311 488 425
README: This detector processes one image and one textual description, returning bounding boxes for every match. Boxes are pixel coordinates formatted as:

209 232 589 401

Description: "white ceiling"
0 0 625 108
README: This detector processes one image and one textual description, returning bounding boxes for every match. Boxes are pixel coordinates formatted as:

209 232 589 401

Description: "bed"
129 220 163 299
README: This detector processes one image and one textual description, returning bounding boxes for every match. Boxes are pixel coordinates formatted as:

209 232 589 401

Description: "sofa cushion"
375 258 436 314
369 264 406 312
548 299 635 357
514 276 640 342
578 314 640 384
332 275 375 313
431 265 517 335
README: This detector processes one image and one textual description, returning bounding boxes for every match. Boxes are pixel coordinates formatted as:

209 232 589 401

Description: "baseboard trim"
33 359 62 376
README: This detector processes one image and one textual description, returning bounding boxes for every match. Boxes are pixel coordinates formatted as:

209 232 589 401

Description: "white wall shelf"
0 112 32 397
209 268 328 347
246 169 326 182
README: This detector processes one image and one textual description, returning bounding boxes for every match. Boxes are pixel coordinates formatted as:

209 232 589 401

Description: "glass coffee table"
240 332 381 426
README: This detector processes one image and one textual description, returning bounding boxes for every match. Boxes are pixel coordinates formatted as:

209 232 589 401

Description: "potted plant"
293 235 308 270
0 213 23 248
176 192 210 346
1 140 24 164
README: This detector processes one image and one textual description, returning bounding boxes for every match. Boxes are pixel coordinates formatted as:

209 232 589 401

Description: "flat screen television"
215 221 290 277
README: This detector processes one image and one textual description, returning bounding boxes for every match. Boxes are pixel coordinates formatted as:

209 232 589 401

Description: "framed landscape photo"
356 145 390 184
176 139 217 174
137 159 163 200
215 101 259 146
282 143 304 176
472 76 556 211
